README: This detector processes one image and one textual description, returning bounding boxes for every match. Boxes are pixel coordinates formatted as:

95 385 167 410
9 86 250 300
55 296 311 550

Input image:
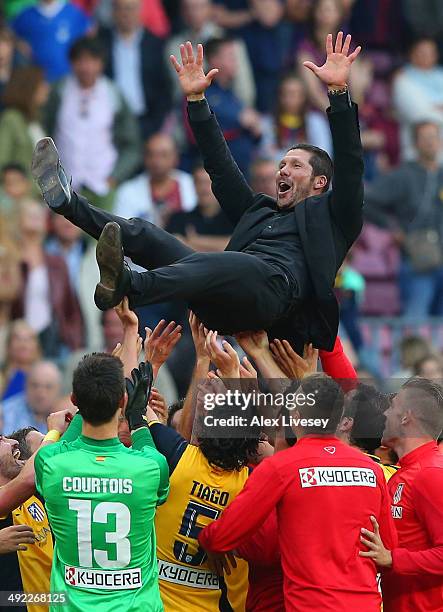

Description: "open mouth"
278 181 292 196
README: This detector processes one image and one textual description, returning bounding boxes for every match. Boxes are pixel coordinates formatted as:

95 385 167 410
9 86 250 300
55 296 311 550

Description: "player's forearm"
392 546 443 575
120 328 140 378
180 357 210 442
319 336 357 387
199 464 282 553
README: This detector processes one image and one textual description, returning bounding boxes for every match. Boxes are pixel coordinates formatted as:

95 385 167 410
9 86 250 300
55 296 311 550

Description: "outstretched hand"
303 32 361 88
170 41 219 100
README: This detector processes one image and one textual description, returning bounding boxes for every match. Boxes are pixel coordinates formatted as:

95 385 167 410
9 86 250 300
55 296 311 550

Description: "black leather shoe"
94 222 131 311
31 137 71 208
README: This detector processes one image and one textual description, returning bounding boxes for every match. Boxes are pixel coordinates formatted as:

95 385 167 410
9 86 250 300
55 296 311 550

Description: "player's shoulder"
128 443 169 469
36 439 70 461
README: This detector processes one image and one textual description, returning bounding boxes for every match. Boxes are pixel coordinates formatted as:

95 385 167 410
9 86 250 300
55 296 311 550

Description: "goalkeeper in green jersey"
34 353 169 612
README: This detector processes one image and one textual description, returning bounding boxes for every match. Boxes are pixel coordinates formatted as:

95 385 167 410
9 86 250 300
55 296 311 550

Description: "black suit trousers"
62 193 294 334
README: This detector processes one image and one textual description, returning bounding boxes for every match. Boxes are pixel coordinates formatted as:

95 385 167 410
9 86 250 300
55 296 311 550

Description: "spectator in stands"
166 0 255 107
11 199 84 359
0 66 49 174
44 36 141 210
166 165 233 251
0 28 15 108
0 232 22 365
11 0 91 81
98 0 172 139
402 1 443 50
365 121 443 316
1 320 40 402
249 157 276 197
0 360 62 433
259 73 332 162
297 0 346 111
0 163 32 218
212 0 253 31
204 36 262 177
349 54 399 179
113 132 196 226
413 354 443 381
393 38 443 160
395 336 433 380
45 214 86 296
237 0 288 113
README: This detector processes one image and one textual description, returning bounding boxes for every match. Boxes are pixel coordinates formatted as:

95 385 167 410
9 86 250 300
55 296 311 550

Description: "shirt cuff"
328 89 352 112
187 98 211 121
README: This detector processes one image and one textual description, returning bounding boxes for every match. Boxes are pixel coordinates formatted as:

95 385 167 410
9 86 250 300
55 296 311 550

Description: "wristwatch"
328 85 348 96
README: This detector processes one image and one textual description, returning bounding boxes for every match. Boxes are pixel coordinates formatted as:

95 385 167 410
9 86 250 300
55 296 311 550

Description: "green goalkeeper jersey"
34 428 169 612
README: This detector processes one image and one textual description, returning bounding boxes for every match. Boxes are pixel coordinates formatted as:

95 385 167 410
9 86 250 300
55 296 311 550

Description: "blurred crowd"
1 0 443 431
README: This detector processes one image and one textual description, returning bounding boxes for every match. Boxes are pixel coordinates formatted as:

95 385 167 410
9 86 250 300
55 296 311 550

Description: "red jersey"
199 436 397 611
236 511 283 612
383 441 443 612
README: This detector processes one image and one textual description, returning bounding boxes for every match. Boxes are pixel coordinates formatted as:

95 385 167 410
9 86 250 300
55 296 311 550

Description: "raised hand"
205 330 240 379
189 311 209 362
144 320 182 377
235 330 269 359
170 41 219 100
115 297 139 332
303 32 361 88
270 341 318 380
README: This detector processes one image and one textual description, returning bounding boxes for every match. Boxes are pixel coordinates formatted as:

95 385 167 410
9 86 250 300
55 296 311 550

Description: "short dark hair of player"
297 373 345 434
198 435 260 471
401 376 443 439
72 353 125 426
8 426 39 461
343 384 389 454
287 144 333 192
69 36 106 63
167 399 185 428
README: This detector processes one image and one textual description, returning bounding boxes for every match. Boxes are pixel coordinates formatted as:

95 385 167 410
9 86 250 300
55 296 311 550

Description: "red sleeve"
392 468 443 575
319 336 358 391
236 510 280 566
198 458 285 553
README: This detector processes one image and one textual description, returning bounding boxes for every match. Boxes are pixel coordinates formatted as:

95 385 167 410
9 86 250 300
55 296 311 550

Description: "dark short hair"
69 36 106 63
205 36 234 62
198 436 260 471
343 384 389 454
8 426 38 461
297 374 345 434
72 353 125 426
401 376 443 438
287 144 333 192
1 163 28 178
167 399 185 428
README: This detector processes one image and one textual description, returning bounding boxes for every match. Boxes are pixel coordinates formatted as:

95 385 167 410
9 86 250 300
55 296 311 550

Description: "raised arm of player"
170 42 254 226
198 458 285 553
304 33 364 243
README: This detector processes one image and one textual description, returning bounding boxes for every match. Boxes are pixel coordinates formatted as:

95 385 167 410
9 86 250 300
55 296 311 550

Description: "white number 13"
69 500 131 568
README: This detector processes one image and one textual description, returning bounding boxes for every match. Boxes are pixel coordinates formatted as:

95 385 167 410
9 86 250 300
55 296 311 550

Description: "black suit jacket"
189 99 364 351
98 27 172 138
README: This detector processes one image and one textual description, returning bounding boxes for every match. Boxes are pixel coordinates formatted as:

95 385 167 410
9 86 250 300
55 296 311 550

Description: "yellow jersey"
155 444 249 611
0 495 53 612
